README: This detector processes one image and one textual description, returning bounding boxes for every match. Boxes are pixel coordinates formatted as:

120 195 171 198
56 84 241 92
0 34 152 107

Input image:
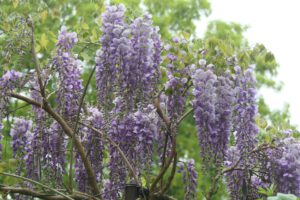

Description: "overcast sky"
196 0 300 127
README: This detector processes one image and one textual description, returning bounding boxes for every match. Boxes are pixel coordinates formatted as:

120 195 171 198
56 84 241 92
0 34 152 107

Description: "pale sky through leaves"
197 0 300 127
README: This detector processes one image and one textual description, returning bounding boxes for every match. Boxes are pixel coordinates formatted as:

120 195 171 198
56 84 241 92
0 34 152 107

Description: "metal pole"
125 184 139 200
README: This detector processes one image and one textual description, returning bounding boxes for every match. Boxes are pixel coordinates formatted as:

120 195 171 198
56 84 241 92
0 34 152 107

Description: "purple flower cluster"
192 68 234 165
95 5 127 109
177 159 198 200
10 118 32 174
95 5 161 111
108 104 158 197
163 38 190 120
127 15 160 105
224 147 244 200
215 71 234 161
48 122 67 185
224 66 260 199
164 67 188 121
51 26 83 183
192 68 217 163
75 107 104 192
53 26 83 118
0 70 23 159
30 79 48 179
233 66 258 156
269 137 300 196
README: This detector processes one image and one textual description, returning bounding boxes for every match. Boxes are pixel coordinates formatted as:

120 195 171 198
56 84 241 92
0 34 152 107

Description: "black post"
125 184 139 200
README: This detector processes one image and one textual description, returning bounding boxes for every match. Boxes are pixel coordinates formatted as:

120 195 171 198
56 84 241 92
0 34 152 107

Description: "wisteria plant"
0 4 299 200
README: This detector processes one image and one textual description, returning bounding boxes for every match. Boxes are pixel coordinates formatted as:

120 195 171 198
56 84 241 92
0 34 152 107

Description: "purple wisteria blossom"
192 68 218 163
95 5 161 111
75 107 105 192
54 26 83 118
10 118 32 174
48 122 67 185
165 68 188 120
177 159 198 200
233 66 258 155
51 26 83 183
225 66 260 199
95 5 127 109
126 14 160 106
269 137 300 196
225 146 244 200
108 104 158 198
0 70 23 159
30 79 48 180
215 71 234 162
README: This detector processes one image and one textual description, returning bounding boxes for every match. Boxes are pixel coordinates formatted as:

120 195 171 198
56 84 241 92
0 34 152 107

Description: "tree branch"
0 185 93 200
205 143 274 200
9 93 101 196
177 108 194 125
79 122 140 185
68 65 96 192
0 172 74 200
160 153 178 194
27 18 46 98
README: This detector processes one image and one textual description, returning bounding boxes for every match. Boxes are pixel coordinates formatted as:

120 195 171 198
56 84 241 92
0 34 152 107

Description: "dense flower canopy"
0 4 299 200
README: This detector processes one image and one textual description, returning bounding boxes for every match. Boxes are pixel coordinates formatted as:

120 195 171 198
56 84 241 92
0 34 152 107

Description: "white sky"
196 0 300 128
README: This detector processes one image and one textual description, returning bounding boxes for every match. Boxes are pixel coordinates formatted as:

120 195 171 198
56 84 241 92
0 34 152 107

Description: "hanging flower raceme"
224 146 244 200
96 5 161 111
107 103 158 198
192 68 218 163
48 121 66 185
178 159 198 200
30 79 48 180
164 66 188 121
51 26 83 182
225 66 259 199
10 118 32 174
233 66 258 155
269 137 300 196
192 66 234 167
215 71 234 162
163 38 191 121
95 4 128 109
75 107 105 192
53 26 83 118
0 70 23 159
124 14 160 107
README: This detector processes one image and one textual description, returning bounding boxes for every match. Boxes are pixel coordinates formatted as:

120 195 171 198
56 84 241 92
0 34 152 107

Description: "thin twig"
177 108 194 125
205 143 275 200
161 153 178 194
27 18 45 98
79 122 140 185
0 172 74 200
0 185 95 200
6 103 30 116
68 66 96 192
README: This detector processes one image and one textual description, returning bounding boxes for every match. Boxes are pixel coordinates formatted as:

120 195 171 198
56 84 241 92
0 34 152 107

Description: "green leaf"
82 23 89 30
267 193 298 200
40 33 49 49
